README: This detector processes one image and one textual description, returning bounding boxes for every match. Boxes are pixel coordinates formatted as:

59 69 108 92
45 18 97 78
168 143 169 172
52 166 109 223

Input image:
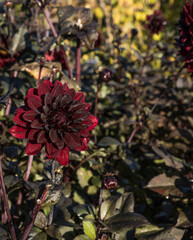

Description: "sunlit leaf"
83 220 96 240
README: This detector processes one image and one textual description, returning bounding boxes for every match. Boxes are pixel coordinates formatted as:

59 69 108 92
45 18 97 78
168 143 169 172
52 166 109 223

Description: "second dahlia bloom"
9 80 98 166
177 1 193 72
145 10 166 35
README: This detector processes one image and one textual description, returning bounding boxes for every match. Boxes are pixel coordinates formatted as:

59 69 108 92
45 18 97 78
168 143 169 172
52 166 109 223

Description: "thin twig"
48 159 56 226
76 39 81 83
0 156 17 240
20 185 50 240
127 125 140 145
42 7 57 38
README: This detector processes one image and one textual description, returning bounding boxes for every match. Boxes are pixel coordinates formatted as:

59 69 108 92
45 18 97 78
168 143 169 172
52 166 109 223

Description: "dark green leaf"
100 196 118 220
104 212 149 232
45 224 62 240
34 212 48 229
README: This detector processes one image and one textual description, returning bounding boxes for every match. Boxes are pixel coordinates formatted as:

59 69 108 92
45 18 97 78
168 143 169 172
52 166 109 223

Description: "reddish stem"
60 47 73 80
5 98 12 116
0 156 17 240
42 7 57 38
127 125 140 145
76 39 81 83
20 185 49 240
16 155 34 212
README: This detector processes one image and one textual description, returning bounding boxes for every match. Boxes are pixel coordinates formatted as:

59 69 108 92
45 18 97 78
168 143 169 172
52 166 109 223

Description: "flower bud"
99 68 113 83
103 173 117 190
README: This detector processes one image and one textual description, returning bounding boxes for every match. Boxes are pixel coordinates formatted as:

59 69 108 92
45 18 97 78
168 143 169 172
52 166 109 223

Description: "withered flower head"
145 10 166 35
9 80 98 166
103 173 118 190
177 1 193 72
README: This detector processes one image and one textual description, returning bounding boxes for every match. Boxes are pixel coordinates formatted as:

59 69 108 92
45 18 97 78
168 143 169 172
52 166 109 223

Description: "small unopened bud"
99 68 113 83
103 173 117 190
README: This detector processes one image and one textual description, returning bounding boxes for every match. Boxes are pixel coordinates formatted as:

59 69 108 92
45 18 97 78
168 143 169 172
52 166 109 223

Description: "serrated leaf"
34 212 48 229
104 212 149 232
83 220 96 240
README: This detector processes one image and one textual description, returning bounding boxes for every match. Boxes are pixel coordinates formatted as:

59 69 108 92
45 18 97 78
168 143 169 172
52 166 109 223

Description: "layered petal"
9 126 28 139
26 141 43 155
55 146 69 166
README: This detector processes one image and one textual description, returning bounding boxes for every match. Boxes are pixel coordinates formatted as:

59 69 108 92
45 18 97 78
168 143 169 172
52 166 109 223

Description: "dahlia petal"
64 132 82 149
27 129 39 140
22 110 37 122
74 137 89 151
55 137 65 149
60 95 71 107
26 141 43 155
51 81 64 98
67 89 75 99
26 88 38 97
72 111 90 120
46 142 58 156
43 105 49 115
38 80 53 96
31 119 44 129
53 95 62 109
49 128 58 143
79 129 90 137
14 113 27 127
87 114 98 131
55 146 69 166
14 107 25 116
44 92 52 106
37 130 46 143
63 83 69 92
9 126 27 139
68 102 90 112
26 95 42 111
74 92 84 102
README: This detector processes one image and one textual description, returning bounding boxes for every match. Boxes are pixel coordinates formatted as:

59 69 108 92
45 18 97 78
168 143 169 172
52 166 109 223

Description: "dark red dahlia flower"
177 1 193 72
9 80 98 166
145 10 166 35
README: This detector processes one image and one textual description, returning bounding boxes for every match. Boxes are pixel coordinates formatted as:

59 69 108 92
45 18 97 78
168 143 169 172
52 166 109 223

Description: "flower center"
48 109 67 129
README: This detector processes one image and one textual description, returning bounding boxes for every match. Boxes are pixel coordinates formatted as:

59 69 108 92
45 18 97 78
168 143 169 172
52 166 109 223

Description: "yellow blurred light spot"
169 57 175 62
135 12 147 21
94 7 104 19
153 33 161 41
133 79 139 84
